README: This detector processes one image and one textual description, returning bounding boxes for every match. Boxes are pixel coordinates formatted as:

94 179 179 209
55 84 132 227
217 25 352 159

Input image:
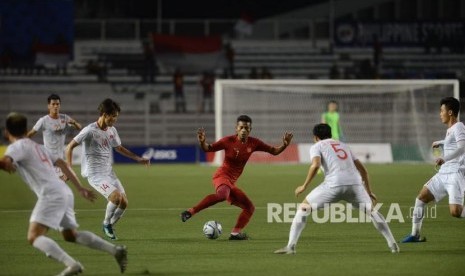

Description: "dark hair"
327 100 338 110
47 94 61 104
6 112 27 137
313 123 332 140
237 115 252 124
98 98 121 116
440 97 460 117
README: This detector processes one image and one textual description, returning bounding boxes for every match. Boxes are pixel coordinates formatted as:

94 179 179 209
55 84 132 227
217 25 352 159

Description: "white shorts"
30 191 78 231
88 171 125 199
305 184 371 210
424 172 465 205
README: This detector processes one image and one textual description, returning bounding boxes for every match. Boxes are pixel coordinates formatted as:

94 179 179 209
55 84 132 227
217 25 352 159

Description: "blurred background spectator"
200 71 215 113
173 68 186 113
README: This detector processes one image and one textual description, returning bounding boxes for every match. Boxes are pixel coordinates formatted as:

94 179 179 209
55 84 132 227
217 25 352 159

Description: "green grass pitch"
0 163 464 275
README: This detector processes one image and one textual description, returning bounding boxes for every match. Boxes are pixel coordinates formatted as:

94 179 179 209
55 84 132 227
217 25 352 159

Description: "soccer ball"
203 221 222 239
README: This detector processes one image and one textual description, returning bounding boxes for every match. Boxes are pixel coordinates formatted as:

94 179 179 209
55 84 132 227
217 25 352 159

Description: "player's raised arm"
115 145 150 166
269 132 293 155
295 156 320 197
197 128 211 151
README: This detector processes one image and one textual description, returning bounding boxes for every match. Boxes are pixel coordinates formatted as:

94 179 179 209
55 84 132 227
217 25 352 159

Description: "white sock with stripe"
411 198 426 236
33 235 76 267
104 201 118 225
287 208 310 249
75 231 117 255
371 211 396 246
110 208 125 225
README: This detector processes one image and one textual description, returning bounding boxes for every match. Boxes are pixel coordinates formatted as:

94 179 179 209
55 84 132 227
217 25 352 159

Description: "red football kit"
188 135 275 234
209 135 273 189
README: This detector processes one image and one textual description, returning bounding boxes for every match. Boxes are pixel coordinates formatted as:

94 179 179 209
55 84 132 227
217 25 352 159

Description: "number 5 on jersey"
331 143 348 160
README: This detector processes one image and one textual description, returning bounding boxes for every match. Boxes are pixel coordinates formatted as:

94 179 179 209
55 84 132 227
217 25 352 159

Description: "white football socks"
32 235 76 267
287 208 310 248
103 201 118 225
75 231 117 255
411 198 426 236
110 208 125 225
461 207 465 218
370 211 396 246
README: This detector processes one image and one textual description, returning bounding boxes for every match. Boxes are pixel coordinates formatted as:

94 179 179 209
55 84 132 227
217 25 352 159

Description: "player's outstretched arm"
295 156 320 197
354 159 377 204
197 128 211 152
115 145 151 166
269 132 293 155
55 158 96 202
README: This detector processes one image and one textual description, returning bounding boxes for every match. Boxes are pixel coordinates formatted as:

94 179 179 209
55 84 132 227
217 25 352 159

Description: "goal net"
214 79 459 164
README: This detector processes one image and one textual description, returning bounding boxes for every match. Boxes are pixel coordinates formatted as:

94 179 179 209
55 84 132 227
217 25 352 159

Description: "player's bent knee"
119 195 128 209
418 188 434 203
216 185 231 200
216 192 228 201
27 223 48 245
450 209 462 218
108 191 121 205
27 234 37 245
248 204 255 214
62 230 77 242
299 203 311 213
451 211 461 218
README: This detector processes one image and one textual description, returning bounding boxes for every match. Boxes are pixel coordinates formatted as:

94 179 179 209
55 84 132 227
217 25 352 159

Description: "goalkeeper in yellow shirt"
321 100 343 141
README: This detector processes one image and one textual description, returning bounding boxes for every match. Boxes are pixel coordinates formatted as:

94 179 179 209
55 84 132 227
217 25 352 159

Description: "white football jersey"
5 138 70 197
439 122 465 174
32 114 73 158
310 139 362 187
73 122 121 178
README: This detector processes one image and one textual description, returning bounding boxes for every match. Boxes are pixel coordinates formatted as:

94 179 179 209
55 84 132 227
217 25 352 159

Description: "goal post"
214 79 459 165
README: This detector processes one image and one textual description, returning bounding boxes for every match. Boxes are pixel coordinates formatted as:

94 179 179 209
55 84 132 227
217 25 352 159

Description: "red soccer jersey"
209 135 273 185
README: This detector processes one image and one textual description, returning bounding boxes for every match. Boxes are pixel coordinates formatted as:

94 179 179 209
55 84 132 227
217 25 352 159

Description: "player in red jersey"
181 115 293 240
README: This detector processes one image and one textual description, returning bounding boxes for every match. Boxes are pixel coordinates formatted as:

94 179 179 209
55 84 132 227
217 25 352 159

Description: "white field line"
0 205 445 213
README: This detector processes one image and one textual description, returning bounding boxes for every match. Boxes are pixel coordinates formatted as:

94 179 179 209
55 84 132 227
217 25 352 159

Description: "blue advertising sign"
113 145 206 163
335 21 465 47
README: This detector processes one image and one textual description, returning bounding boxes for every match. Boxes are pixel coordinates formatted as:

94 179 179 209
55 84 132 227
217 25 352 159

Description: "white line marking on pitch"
0 205 447 213
0 207 258 213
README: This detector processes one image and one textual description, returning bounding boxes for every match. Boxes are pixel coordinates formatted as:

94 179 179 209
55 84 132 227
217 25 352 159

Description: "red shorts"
212 176 235 190
213 177 241 204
